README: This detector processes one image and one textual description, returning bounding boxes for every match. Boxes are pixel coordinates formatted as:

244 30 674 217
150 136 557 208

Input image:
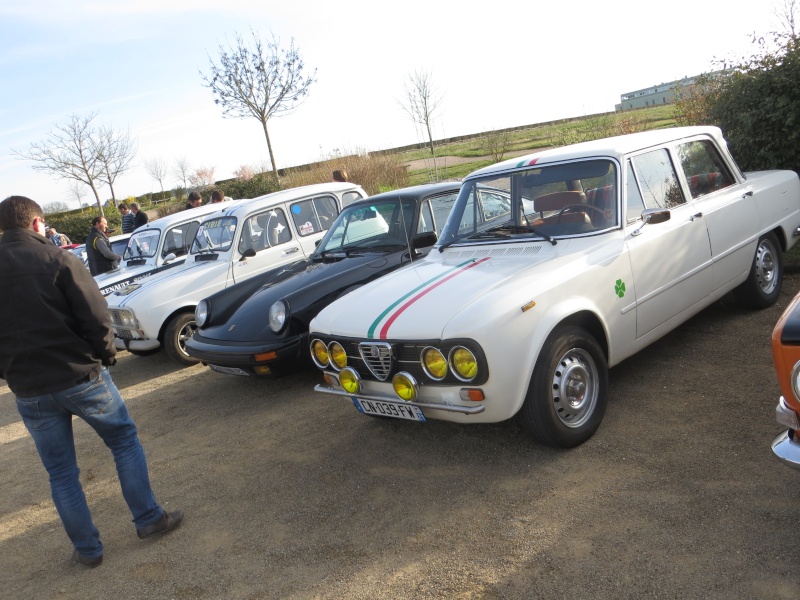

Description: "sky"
0 0 782 210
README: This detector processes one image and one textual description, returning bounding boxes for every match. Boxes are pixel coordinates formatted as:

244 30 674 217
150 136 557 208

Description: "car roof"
466 126 727 179
131 201 235 233
210 182 366 219
344 182 461 207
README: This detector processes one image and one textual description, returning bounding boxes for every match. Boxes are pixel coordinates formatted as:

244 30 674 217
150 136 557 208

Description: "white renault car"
94 202 232 296
106 182 366 364
309 126 800 447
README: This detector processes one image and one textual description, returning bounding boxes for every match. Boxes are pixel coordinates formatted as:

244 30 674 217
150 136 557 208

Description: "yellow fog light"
339 367 361 394
328 341 347 370
253 365 272 376
392 372 418 402
310 339 329 368
421 346 447 380
450 346 478 382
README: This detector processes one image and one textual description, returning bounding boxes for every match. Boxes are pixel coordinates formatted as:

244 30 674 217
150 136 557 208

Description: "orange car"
772 292 800 468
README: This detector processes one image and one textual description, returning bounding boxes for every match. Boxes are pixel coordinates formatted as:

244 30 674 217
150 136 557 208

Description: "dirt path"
3 276 800 599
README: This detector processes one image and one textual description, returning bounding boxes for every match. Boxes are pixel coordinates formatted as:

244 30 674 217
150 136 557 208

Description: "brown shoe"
136 509 184 539
72 550 103 568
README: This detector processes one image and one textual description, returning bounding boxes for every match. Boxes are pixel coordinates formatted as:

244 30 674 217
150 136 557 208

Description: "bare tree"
200 29 316 177
67 180 88 210
95 125 137 205
43 200 70 214
13 112 106 215
400 69 444 175
144 157 169 193
774 0 799 38
172 156 191 191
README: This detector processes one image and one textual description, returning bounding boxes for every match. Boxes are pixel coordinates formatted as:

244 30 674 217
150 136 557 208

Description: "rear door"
230 204 306 285
287 194 342 256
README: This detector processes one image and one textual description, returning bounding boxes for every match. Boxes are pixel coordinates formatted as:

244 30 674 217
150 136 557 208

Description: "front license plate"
209 364 250 376
352 397 426 422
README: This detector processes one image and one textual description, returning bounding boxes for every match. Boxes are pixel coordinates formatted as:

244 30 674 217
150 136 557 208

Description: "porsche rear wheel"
518 326 608 447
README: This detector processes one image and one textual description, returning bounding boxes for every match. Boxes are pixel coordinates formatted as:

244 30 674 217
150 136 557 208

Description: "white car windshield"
191 217 237 254
438 159 618 247
124 229 161 260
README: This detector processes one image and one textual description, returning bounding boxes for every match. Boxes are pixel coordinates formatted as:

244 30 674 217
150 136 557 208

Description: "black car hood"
200 250 406 342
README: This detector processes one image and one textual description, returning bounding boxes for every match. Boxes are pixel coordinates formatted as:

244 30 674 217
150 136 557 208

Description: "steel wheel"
754 236 779 296
550 347 600 428
734 232 783 309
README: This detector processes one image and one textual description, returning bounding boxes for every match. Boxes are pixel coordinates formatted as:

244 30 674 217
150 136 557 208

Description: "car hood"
105 257 218 306
200 252 405 342
311 244 567 340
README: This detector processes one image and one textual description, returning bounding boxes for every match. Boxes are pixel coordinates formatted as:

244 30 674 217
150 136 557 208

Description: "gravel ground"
3 274 800 599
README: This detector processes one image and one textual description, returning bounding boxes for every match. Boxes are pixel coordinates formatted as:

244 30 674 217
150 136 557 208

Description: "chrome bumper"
115 338 161 352
313 384 486 415
772 430 800 470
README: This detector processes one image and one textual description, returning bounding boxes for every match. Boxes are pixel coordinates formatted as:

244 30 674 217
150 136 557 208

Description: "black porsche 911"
184 182 460 377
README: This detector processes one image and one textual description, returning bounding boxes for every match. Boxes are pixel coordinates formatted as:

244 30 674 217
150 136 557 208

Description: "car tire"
733 232 783 309
164 313 200 366
517 326 608 448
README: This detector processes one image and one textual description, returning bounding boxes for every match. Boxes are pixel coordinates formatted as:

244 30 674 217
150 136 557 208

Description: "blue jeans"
15 368 163 558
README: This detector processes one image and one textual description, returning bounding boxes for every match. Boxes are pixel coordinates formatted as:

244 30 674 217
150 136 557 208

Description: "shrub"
279 150 409 195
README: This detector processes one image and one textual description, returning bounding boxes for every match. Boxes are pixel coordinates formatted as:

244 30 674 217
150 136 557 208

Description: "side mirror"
240 248 256 261
412 231 438 249
162 252 177 263
631 208 670 236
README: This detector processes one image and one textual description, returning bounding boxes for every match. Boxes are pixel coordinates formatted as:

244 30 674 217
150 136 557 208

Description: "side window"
424 192 458 236
163 222 199 258
290 195 339 237
626 160 646 222
238 208 291 254
343 191 364 206
677 140 735 199
630 149 685 209
479 191 511 222
418 201 435 234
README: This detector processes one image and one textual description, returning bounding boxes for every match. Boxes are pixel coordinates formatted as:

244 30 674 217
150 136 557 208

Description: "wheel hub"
551 349 598 428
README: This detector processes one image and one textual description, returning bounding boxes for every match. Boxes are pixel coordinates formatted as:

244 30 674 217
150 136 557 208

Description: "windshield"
191 217 237 254
316 198 422 254
124 229 161 260
438 159 618 247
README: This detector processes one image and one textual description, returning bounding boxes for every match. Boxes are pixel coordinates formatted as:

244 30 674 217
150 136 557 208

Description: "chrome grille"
115 329 134 339
358 342 393 381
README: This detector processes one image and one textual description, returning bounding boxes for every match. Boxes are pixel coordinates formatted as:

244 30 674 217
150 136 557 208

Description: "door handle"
690 212 703 221
283 246 300 255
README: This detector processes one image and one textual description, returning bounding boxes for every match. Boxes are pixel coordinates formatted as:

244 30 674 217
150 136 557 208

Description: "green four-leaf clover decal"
614 279 626 298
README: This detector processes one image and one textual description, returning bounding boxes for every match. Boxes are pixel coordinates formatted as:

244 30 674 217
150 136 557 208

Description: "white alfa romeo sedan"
308 126 800 447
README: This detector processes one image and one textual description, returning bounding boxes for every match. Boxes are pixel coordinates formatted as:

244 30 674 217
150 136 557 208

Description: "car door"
675 138 757 292
624 147 714 338
287 194 342 256
230 204 307 285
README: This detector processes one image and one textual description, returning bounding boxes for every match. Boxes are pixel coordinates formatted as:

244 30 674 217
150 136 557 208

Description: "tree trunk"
425 120 437 178
261 119 278 178
89 182 104 218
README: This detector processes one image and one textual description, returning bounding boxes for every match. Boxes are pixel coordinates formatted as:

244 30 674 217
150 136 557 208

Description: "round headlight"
449 346 478 382
339 367 361 394
310 339 329 368
392 372 419 402
328 341 347 370
195 300 209 328
269 300 287 332
421 346 447 380
791 360 800 400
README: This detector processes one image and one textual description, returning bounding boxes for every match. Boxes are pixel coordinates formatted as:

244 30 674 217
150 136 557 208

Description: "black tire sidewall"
165 313 199 366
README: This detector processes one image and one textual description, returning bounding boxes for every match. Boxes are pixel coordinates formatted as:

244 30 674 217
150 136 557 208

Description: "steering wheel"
556 204 608 224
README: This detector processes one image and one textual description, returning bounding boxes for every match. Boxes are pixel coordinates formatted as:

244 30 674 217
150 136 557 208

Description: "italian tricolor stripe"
368 257 491 340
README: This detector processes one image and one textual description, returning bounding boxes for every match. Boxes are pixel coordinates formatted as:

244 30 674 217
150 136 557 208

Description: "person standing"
47 226 71 246
332 169 349 182
185 192 202 210
86 216 122 276
118 203 135 234
210 190 225 203
130 202 149 229
0 195 183 568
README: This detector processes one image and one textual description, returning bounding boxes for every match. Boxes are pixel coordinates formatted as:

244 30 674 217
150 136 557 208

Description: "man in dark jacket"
0 196 183 568
85 216 121 275
130 202 148 229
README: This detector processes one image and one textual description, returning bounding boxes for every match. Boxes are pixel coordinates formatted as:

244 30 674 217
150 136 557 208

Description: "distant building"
615 72 726 111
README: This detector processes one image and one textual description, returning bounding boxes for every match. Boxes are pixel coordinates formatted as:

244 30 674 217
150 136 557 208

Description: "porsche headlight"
421 346 447 380
328 341 347 370
449 346 478 382
310 338 329 368
268 300 287 333
195 300 209 328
